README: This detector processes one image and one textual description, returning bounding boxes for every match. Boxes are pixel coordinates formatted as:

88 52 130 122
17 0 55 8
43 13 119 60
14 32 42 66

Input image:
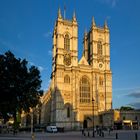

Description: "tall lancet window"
64 34 70 51
64 75 70 84
80 76 90 103
97 41 102 55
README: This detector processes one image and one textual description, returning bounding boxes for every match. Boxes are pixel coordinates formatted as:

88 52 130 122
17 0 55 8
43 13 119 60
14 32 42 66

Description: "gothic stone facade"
43 9 112 130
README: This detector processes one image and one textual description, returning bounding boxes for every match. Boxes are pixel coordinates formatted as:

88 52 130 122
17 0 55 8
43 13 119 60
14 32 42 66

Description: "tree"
120 106 134 111
0 51 43 126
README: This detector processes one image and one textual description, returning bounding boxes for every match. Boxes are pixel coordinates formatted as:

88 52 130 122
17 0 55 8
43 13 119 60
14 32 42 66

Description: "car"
46 126 57 133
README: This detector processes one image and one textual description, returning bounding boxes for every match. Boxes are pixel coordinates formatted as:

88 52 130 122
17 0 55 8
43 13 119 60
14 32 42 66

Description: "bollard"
93 131 95 137
116 133 118 139
88 131 90 137
82 129 84 135
32 133 35 140
135 133 138 140
102 132 104 137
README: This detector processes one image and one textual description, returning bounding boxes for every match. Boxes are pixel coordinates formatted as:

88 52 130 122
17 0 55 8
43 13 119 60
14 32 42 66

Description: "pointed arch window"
64 34 70 51
64 75 70 84
80 76 90 103
97 41 102 55
67 107 70 118
99 76 104 86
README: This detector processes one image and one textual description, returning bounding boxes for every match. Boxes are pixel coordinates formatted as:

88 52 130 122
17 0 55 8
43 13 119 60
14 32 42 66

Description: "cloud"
113 87 140 92
38 66 44 72
29 61 47 72
97 0 118 8
127 92 140 98
111 0 117 7
29 61 35 66
128 102 140 109
44 31 52 38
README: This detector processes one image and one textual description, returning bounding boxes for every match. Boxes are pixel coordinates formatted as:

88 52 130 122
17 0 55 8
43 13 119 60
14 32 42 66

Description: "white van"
46 126 57 133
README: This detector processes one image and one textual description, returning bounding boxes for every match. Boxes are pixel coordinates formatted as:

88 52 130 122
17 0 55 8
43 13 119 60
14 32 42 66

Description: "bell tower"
52 8 78 75
83 18 112 111
92 20 110 71
83 17 110 71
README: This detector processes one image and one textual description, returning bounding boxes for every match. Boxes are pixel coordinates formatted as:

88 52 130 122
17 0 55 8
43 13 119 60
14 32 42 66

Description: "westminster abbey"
41 8 112 130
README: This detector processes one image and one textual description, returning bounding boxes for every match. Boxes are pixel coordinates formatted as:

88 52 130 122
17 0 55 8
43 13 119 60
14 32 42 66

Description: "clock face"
99 63 103 69
99 63 103 68
64 53 71 66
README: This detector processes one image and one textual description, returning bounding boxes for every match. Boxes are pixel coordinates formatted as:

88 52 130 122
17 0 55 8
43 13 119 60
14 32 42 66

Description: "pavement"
0 130 140 140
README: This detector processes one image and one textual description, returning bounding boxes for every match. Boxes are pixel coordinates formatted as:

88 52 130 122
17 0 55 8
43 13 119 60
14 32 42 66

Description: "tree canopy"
120 106 134 111
0 51 43 122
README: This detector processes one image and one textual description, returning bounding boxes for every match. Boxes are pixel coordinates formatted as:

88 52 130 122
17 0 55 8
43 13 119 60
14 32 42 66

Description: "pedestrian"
108 127 111 135
82 128 84 135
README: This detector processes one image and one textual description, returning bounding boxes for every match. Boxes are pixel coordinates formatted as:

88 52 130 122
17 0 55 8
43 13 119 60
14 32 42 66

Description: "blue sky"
0 0 140 109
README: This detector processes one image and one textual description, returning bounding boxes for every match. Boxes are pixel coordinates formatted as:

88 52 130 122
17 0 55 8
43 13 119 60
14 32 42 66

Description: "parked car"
46 126 57 133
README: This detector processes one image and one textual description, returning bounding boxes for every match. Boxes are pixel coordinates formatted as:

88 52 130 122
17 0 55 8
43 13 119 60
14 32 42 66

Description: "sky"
0 0 140 109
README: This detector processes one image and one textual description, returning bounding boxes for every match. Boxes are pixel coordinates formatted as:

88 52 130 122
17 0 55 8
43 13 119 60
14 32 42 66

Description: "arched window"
67 107 70 118
97 41 102 55
80 76 90 103
64 75 70 83
64 34 70 51
99 76 103 86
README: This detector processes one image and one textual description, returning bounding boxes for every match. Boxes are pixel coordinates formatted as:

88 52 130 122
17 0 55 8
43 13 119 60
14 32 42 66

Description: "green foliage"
0 51 43 122
120 106 134 111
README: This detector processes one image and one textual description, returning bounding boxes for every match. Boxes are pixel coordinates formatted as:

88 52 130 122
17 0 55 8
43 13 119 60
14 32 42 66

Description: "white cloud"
29 61 35 66
29 61 47 72
38 66 44 72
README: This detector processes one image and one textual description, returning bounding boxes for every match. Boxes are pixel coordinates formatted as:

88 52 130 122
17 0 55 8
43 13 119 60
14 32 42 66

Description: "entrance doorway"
83 120 87 129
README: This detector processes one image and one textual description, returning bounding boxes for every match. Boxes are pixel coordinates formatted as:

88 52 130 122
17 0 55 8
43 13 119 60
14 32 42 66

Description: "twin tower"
50 8 112 129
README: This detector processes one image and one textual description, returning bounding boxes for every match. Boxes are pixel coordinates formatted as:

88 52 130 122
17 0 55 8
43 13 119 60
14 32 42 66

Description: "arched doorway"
83 120 87 129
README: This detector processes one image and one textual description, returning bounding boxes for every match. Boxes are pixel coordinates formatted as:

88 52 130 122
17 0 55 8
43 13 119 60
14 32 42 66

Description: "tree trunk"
13 111 17 135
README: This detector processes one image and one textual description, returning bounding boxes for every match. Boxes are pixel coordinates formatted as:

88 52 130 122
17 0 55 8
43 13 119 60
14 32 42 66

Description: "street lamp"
31 108 34 140
92 98 95 137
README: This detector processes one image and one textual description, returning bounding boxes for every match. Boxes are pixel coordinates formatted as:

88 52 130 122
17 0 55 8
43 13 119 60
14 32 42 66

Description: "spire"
72 11 77 22
58 8 62 19
92 16 96 26
84 28 87 36
64 5 66 19
104 20 108 29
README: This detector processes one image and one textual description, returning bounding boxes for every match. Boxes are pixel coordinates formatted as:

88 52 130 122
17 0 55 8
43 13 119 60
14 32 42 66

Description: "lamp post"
31 108 34 140
92 98 95 137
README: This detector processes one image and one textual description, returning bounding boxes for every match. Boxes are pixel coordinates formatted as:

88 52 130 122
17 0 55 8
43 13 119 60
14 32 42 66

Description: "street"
0 130 140 140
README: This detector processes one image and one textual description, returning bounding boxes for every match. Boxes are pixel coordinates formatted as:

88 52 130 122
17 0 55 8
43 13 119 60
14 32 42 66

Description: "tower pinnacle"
84 28 87 36
104 20 108 29
92 16 96 26
58 8 62 19
72 11 77 22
